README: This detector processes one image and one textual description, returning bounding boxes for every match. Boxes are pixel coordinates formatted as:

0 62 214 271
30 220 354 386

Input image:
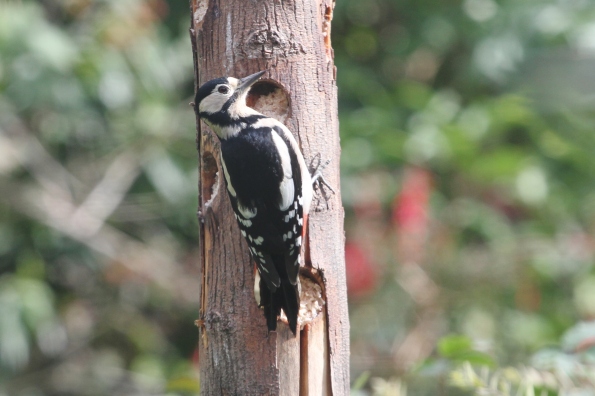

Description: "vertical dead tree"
190 1 349 394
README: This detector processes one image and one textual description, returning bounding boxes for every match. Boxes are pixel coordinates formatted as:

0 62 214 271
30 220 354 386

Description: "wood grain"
190 0 349 394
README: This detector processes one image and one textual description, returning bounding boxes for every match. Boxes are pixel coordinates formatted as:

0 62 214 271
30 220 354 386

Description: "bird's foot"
311 156 335 194
310 155 335 210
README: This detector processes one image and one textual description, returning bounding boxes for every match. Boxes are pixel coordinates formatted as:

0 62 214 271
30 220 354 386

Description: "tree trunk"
190 1 349 394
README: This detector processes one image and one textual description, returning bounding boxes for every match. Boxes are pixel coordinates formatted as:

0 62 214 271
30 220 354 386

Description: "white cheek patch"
199 93 229 114
227 99 259 119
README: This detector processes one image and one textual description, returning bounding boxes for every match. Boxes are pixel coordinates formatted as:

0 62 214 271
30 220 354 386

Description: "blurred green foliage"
446 321 595 395
0 1 199 394
335 0 595 394
2 0 595 395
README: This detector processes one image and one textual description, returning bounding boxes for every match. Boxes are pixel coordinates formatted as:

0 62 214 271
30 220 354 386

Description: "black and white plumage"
195 71 313 334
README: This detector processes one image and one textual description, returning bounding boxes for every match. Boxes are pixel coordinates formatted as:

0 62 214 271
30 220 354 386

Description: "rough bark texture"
190 1 349 394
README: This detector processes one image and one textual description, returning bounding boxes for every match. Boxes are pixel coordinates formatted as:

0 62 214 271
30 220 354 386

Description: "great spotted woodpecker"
195 71 326 334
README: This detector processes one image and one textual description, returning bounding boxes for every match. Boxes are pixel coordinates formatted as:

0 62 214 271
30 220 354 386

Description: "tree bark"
190 1 349 394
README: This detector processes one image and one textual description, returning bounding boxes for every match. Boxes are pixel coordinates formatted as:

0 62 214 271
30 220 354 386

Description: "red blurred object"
393 167 432 231
192 346 200 369
392 167 433 265
345 242 377 297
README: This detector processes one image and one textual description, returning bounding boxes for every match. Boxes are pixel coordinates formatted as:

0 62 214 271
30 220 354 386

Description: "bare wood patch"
322 1 335 61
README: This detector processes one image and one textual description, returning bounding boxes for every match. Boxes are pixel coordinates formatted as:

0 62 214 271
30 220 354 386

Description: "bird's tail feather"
260 276 280 332
259 257 300 335
280 278 299 334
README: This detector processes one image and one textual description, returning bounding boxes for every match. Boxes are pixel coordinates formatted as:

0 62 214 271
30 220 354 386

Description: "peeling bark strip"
190 0 348 395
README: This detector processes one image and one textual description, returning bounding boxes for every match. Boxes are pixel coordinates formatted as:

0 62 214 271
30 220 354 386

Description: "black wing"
219 125 304 290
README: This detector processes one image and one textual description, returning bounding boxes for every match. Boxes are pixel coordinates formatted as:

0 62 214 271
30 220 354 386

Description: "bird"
194 70 327 334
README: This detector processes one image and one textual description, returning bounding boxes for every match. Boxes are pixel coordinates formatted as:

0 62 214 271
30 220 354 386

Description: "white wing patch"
220 156 236 197
259 263 269 273
238 217 252 227
222 153 257 221
254 118 313 217
237 201 257 219
283 209 296 223
270 130 294 211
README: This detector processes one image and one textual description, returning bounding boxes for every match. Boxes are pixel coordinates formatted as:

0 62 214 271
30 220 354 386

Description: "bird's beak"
237 70 266 93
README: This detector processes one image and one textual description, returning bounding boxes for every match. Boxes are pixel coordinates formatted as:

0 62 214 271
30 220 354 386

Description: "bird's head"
195 71 265 138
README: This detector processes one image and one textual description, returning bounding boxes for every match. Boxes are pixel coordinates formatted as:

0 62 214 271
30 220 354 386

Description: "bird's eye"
218 86 229 94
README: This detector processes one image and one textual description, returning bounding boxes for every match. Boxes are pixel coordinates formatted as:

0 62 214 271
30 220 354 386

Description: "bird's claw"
310 157 335 210
314 173 335 195
311 158 334 191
